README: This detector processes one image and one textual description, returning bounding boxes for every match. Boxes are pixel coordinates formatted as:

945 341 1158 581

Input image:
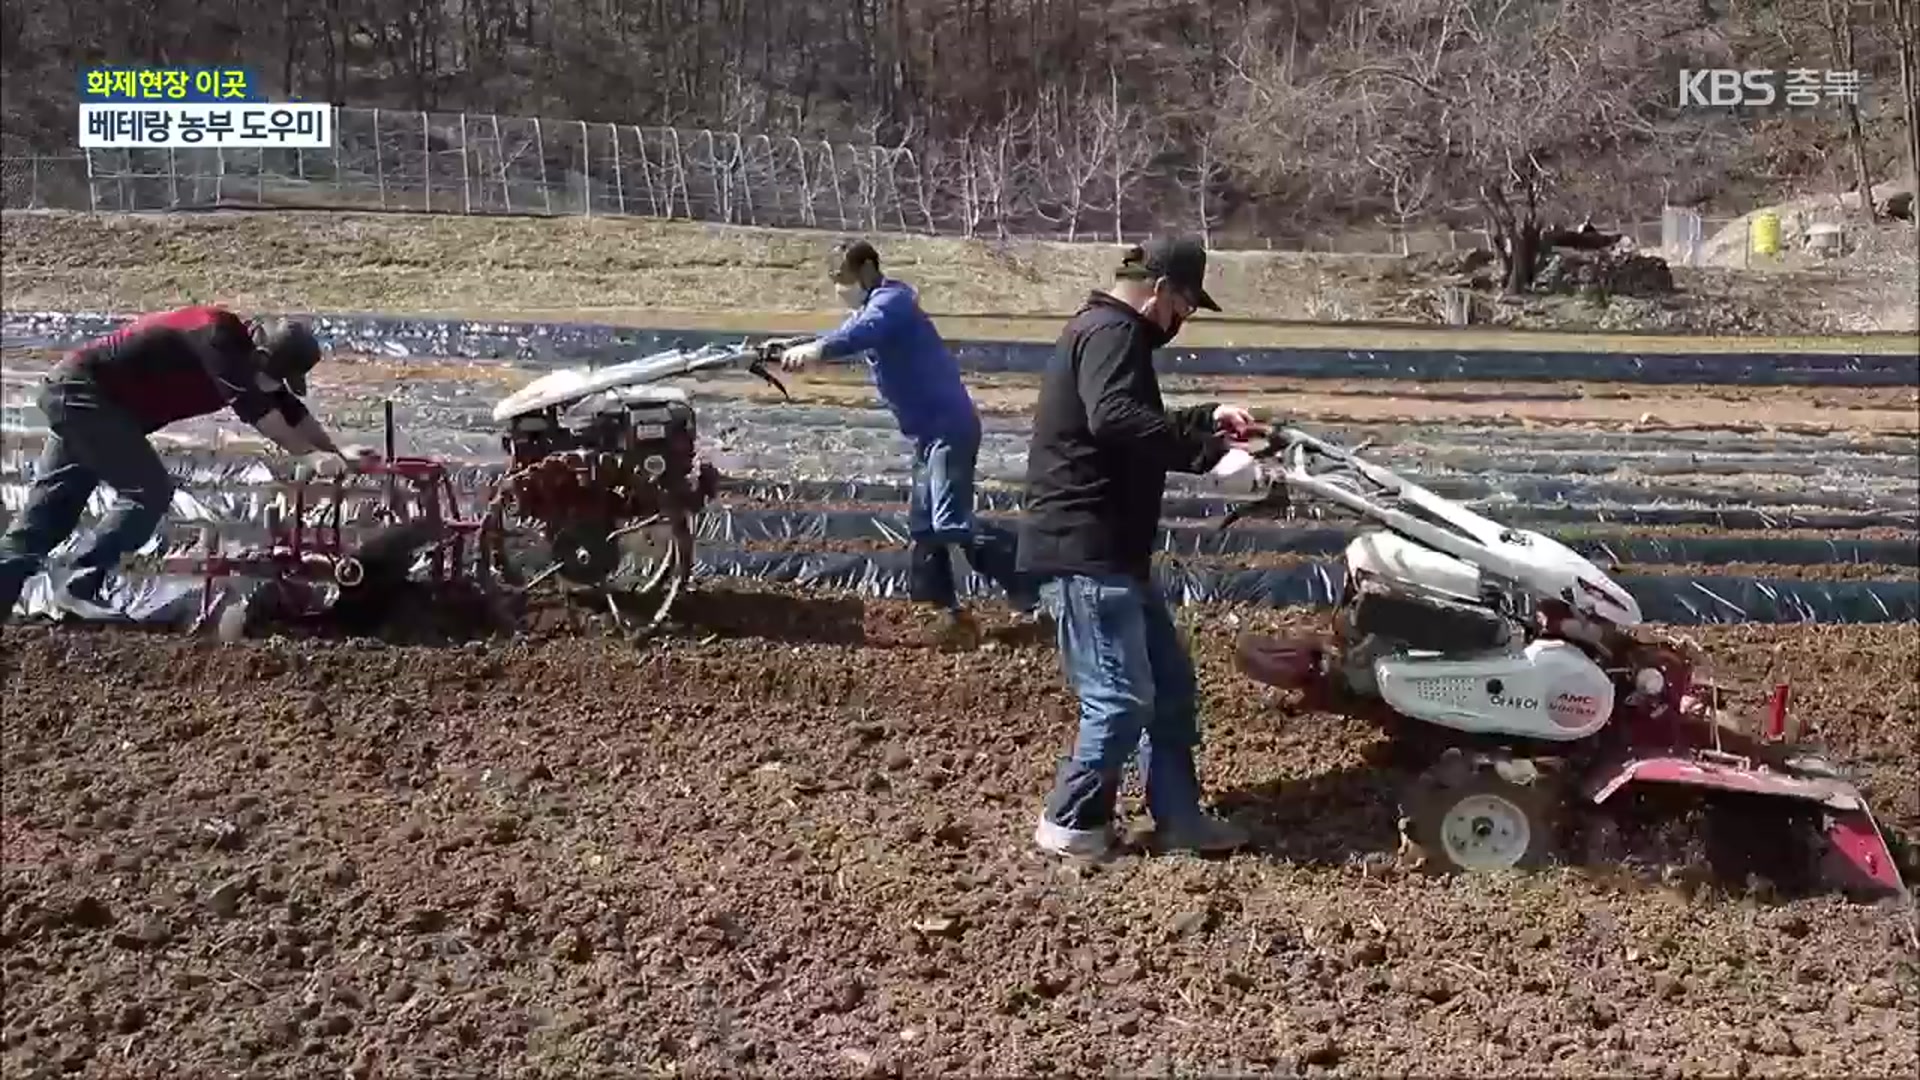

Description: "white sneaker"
1033 815 1118 859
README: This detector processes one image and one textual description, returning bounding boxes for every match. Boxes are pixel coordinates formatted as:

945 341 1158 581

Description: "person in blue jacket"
779 239 1031 641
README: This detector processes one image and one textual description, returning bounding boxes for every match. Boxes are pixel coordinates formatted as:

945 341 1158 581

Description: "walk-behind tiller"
198 336 807 641
1223 427 1909 902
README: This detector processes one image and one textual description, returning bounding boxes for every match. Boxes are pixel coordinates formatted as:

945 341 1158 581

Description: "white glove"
340 444 384 468
1210 447 1256 478
305 452 353 479
780 340 825 371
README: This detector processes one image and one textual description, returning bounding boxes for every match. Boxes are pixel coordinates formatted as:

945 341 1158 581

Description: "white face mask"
836 283 870 310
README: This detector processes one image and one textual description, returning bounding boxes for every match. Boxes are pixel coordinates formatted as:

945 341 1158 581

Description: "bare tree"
1030 80 1120 240
1220 0 1712 291
1365 142 1442 253
927 135 987 239
1101 67 1166 243
950 107 1036 239
4 0 1909 240
1883 0 1920 190
1816 0 1877 220
1215 16 1354 231
1181 125 1229 245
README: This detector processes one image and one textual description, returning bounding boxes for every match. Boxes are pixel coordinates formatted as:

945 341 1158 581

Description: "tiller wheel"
480 481 697 641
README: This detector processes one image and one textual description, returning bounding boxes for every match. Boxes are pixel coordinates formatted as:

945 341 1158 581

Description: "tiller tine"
1586 754 1911 903
1761 682 1794 743
1819 806 1910 903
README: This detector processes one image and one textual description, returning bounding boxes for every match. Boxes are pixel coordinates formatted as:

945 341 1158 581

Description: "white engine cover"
1373 639 1615 741
600 385 689 408
1345 531 1481 601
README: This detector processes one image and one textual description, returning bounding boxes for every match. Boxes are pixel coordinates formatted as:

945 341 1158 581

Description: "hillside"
3 1 1915 247
3 209 1916 341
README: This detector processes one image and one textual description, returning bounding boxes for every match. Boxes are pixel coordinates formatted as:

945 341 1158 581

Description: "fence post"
573 119 588 217
905 149 935 235
373 108 387 209
792 137 815 227
534 118 550 214
699 129 722 222
256 146 265 204
332 109 342 199
634 126 659 217
168 147 179 208
420 110 430 212
664 128 689 218
214 147 223 204
459 113 472 213
823 142 846 229
491 114 509 213
609 123 625 215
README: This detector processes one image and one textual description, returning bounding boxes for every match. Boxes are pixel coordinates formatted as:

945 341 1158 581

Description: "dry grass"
1690 182 1920 335
4 209 1917 353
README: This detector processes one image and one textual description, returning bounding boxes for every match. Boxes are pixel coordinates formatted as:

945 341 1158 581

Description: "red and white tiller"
1222 427 1908 902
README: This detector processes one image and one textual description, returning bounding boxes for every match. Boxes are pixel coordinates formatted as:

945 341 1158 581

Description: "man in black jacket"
1018 236 1261 858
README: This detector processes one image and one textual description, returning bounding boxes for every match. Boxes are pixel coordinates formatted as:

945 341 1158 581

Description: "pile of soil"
2 597 1916 1077
1535 249 1677 298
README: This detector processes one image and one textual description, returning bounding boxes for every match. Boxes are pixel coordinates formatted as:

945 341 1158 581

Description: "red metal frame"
191 457 492 620
1232 621 1907 900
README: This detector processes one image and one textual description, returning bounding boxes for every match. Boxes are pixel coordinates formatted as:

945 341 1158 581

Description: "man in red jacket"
0 305 363 622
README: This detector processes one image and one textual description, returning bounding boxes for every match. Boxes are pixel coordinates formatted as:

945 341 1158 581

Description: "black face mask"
262 350 313 389
1119 287 1188 348
1140 307 1184 348
255 320 321 396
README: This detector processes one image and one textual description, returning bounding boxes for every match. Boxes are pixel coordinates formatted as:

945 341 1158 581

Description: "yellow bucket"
1750 211 1782 256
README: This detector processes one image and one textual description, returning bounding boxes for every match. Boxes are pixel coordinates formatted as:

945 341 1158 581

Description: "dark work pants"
905 431 1030 611
0 378 174 619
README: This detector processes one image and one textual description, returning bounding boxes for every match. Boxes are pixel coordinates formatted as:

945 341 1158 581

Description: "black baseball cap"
261 319 322 396
1117 235 1221 312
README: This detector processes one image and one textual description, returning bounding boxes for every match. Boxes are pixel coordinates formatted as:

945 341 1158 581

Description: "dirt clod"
2 607 1916 1076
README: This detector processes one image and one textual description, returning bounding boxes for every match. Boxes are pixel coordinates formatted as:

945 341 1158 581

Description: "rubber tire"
1403 753 1558 874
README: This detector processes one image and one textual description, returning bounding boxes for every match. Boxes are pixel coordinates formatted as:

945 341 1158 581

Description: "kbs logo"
1679 69 1776 107
1678 69 1865 108
1548 692 1601 729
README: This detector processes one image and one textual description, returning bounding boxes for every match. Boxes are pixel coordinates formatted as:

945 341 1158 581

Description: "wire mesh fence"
0 105 1728 256
1 107 930 233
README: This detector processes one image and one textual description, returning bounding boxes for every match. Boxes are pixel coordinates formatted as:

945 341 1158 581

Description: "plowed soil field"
4 594 1917 1078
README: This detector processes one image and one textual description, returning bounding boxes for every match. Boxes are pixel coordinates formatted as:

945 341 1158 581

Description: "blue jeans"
906 432 1027 610
1039 574 1205 831
0 378 173 619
